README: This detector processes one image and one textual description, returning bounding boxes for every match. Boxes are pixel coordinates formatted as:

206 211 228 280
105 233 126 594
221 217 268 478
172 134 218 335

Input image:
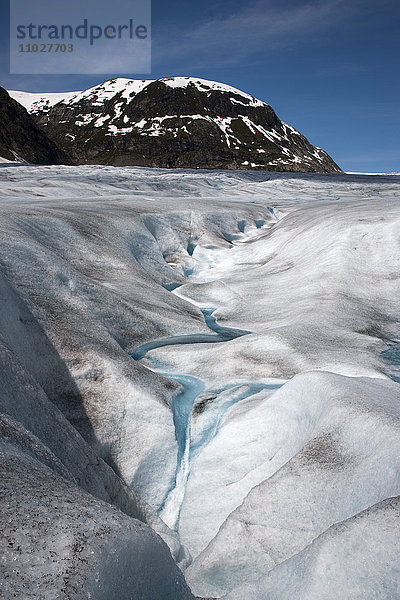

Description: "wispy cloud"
153 0 355 69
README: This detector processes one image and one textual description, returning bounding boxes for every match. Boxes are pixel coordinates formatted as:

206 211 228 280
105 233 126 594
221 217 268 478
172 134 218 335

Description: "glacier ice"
0 164 399 598
224 496 400 600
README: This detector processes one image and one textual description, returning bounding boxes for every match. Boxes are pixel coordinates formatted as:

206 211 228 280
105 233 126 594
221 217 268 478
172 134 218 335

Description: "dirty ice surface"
0 165 399 599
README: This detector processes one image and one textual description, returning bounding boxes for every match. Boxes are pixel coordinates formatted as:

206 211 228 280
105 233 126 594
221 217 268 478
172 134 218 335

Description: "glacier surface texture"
0 165 399 599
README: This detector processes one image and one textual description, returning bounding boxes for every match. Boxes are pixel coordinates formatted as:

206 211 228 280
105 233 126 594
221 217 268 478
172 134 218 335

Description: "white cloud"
153 0 355 68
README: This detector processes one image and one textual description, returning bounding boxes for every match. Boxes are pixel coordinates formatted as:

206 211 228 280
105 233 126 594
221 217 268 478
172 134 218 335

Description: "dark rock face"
0 87 73 165
31 77 342 173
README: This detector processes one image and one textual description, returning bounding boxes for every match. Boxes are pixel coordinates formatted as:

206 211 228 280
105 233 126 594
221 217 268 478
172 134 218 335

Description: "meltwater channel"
131 304 282 531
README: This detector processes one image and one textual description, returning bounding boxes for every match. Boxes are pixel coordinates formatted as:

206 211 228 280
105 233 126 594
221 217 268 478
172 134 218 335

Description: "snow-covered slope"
9 77 341 172
7 77 268 114
9 77 265 110
0 165 398 598
8 89 78 113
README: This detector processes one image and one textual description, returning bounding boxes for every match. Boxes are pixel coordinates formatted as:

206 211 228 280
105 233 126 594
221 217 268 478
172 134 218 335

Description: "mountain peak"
8 77 341 173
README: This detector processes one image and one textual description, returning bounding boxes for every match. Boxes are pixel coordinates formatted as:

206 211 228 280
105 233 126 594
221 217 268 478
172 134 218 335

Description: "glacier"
0 164 399 598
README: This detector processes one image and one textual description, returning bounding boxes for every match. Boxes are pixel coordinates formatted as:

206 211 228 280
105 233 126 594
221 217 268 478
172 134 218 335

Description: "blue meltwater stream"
131 216 283 530
131 303 282 531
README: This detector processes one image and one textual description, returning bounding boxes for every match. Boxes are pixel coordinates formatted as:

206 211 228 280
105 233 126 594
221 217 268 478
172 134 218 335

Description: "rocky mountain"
0 87 72 165
9 77 342 173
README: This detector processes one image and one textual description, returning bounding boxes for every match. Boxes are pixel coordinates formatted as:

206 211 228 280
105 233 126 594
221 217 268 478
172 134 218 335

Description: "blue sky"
1 0 399 172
